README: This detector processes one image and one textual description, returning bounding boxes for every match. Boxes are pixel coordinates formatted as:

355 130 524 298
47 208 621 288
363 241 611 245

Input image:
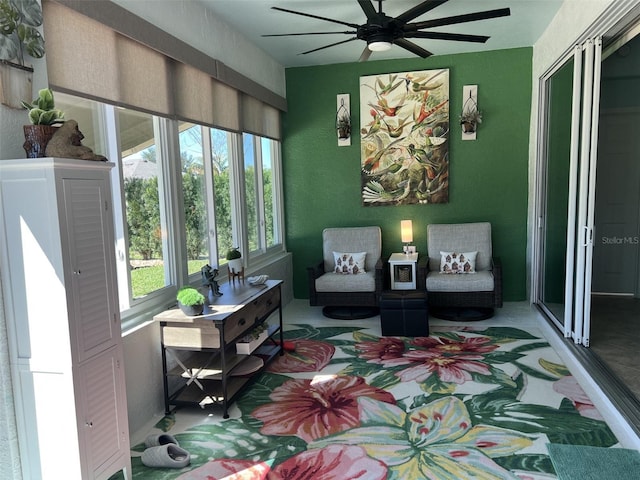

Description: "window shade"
242 95 282 140
173 62 215 126
43 0 283 138
44 3 121 106
116 35 172 115
212 80 241 132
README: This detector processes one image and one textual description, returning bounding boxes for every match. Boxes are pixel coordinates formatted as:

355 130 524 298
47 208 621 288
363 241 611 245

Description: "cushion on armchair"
426 222 494 293
315 226 382 293
439 251 477 273
332 251 367 274
322 227 381 274
428 223 492 272
427 270 494 292
315 271 377 292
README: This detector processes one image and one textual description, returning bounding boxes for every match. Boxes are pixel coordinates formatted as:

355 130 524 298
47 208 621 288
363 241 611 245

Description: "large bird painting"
360 68 449 206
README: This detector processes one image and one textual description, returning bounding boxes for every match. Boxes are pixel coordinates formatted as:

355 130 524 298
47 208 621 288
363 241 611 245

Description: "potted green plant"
176 286 206 316
0 0 46 108
21 87 65 158
336 113 351 139
226 247 243 274
459 109 482 134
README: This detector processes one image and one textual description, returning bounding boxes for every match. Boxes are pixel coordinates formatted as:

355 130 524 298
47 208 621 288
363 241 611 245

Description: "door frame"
532 0 640 345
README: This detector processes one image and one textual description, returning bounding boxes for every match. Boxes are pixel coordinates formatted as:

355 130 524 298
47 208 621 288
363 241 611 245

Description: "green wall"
282 47 532 301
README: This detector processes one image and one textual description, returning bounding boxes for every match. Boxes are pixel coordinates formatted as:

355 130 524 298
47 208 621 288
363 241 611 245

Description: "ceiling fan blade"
358 0 377 20
406 31 490 43
411 8 511 30
395 0 449 24
394 38 433 58
300 37 359 55
359 46 372 62
271 6 360 29
262 31 356 37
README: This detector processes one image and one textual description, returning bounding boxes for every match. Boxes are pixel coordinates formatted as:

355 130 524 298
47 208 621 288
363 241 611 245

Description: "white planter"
228 258 243 273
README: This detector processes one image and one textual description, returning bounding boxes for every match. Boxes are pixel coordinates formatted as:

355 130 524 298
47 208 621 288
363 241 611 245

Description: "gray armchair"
307 226 384 316
420 222 502 318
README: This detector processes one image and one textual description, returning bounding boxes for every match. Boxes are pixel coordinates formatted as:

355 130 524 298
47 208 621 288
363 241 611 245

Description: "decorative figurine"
45 119 108 161
201 264 222 297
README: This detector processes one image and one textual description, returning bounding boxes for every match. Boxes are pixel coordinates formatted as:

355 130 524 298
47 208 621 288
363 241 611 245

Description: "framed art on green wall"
360 68 449 206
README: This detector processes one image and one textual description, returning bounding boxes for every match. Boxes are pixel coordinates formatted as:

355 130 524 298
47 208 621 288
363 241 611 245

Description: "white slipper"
141 444 190 469
144 432 179 448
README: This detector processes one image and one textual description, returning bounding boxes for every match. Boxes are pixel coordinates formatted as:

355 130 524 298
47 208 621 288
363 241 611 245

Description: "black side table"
379 290 429 336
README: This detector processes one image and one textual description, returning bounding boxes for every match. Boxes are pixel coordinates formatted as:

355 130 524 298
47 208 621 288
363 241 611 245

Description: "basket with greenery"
177 286 205 306
176 286 205 315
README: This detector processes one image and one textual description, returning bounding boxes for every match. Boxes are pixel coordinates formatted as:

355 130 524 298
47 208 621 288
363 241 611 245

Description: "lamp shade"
401 220 413 243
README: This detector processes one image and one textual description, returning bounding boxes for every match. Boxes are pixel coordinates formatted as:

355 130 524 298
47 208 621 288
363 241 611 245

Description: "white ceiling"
197 0 565 68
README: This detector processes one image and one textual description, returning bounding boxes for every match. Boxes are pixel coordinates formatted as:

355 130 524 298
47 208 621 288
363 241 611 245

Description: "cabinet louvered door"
77 344 129 479
62 176 119 363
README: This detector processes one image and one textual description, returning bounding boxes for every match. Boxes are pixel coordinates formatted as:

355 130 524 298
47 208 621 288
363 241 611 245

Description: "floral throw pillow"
333 251 367 274
439 251 477 274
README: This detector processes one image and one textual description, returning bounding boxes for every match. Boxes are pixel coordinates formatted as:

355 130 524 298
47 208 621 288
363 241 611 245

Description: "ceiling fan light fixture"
368 40 392 51
266 1 512 62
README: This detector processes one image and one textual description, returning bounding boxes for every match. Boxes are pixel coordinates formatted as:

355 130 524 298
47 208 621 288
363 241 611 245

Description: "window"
243 133 281 257
178 123 208 276
262 136 279 250
117 108 173 302
243 133 259 253
210 128 234 266
54 92 284 325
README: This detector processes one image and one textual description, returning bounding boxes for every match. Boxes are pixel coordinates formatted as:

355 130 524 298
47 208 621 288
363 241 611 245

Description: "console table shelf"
154 280 284 418
176 378 247 407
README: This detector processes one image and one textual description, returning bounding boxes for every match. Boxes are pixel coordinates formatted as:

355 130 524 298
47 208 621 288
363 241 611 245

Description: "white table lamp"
401 220 414 254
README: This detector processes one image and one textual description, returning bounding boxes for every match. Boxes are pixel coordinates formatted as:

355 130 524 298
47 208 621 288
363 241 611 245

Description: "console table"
154 279 283 418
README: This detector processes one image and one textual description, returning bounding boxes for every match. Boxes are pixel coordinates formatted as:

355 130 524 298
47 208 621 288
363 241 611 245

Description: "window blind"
43 0 283 138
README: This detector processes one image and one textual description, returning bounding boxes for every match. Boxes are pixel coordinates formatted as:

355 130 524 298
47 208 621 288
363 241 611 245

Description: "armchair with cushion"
420 222 502 318
307 226 384 315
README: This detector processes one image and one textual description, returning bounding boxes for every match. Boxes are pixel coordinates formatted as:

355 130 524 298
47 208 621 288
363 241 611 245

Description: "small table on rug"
380 253 429 336
379 290 429 336
154 280 284 418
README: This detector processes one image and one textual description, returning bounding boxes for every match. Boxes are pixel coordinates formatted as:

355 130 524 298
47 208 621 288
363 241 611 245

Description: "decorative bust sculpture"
45 119 108 161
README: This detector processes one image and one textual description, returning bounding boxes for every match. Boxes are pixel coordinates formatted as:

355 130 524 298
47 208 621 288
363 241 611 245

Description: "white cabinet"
389 253 418 290
0 158 131 479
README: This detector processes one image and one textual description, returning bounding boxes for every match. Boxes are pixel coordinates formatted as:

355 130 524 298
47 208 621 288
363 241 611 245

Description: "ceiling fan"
263 0 511 61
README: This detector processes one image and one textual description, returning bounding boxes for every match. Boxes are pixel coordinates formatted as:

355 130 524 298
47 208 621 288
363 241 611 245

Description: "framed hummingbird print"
360 68 449 206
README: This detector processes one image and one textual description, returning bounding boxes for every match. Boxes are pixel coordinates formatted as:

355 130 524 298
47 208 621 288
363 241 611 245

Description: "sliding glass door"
537 58 574 329
536 38 603 347
572 38 603 347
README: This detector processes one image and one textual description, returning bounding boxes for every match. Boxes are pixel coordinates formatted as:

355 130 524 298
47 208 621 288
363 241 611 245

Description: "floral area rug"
123 324 619 479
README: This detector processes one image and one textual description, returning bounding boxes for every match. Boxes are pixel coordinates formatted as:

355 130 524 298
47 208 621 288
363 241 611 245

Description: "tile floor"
590 295 640 400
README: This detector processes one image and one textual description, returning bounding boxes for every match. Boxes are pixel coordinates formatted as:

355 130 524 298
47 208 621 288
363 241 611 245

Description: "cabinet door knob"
85 421 93 427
